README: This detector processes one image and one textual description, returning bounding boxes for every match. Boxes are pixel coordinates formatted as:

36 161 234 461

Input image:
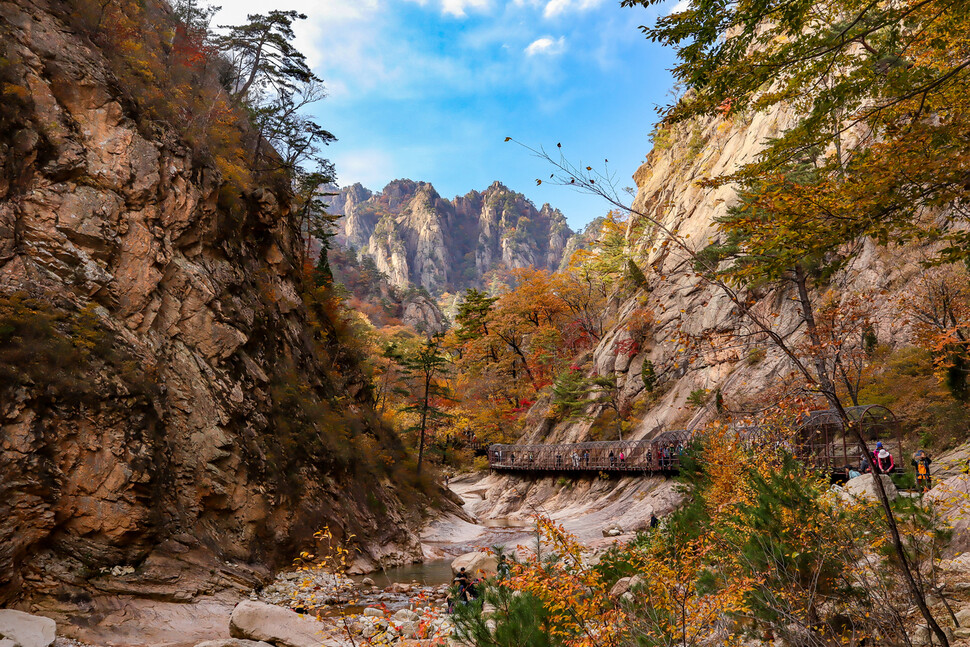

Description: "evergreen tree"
551 368 590 419
216 10 316 101
398 335 452 475
455 288 498 342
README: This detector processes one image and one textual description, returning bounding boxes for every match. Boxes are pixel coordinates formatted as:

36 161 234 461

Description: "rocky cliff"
467 91 943 525
515 104 929 447
330 180 573 293
0 0 426 621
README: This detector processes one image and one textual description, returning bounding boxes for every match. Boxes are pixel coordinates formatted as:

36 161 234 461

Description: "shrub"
747 346 767 366
687 388 709 408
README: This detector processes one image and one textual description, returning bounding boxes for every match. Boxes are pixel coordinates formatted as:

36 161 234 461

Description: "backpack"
917 460 929 477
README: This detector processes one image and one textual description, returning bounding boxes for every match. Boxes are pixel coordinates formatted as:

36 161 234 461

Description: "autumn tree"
907 266 970 401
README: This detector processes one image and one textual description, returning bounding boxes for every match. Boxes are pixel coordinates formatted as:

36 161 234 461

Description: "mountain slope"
0 0 427 617
330 180 573 293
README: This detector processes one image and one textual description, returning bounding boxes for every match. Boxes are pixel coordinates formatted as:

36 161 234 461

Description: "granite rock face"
0 0 421 619
331 180 573 293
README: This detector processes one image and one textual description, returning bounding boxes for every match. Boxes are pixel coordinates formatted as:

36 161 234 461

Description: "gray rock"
0 610 56 647
363 607 384 618
392 609 420 623
229 601 336 647
844 474 898 503
609 577 632 598
361 577 375 587
451 552 498 577
956 606 970 628
1 639 17 647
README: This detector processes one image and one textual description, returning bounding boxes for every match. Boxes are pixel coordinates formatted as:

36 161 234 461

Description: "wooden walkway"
488 434 689 475
487 405 905 477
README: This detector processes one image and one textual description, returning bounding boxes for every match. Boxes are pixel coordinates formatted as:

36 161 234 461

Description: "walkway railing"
487 405 904 477
488 437 688 474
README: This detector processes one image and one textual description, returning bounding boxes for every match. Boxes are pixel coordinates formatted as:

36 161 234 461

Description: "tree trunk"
416 372 431 475
793 266 950 647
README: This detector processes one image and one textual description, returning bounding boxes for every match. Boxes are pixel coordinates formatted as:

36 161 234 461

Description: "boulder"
451 552 498 578
195 641 274 647
229 601 335 647
955 606 970 628
393 609 420 623
0 610 56 647
602 524 624 537
363 608 384 618
361 577 376 587
844 474 898 503
1 639 16 647
609 578 632 598
912 625 953 646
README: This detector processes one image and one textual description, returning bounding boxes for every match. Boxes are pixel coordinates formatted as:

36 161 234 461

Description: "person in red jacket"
874 442 895 473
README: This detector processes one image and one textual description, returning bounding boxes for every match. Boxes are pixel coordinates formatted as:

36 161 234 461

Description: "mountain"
329 180 574 294
0 0 427 617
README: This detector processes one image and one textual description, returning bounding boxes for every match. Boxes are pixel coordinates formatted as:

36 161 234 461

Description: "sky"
213 0 680 231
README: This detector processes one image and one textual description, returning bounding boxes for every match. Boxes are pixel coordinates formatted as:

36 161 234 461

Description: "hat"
877 449 890 459
876 442 883 449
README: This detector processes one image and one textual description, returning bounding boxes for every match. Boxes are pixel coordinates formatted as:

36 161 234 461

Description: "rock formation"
0 0 426 622
330 180 573 294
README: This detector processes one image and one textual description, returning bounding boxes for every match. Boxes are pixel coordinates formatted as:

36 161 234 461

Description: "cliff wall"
0 0 424 618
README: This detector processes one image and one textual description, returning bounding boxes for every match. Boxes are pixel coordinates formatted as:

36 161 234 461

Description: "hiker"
556 453 563 468
859 454 871 474
913 450 932 492
875 442 895 473
609 450 616 468
453 567 473 606
583 450 590 467
619 451 626 466
571 451 580 468
444 474 450 488
847 465 861 479
650 513 659 528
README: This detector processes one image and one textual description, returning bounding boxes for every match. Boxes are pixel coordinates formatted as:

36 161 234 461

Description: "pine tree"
455 288 498 342
398 335 452 475
216 10 316 102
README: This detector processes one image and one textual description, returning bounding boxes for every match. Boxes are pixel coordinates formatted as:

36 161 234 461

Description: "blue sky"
215 0 679 230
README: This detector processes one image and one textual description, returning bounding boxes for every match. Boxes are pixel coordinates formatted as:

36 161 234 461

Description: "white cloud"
405 0 492 16
525 35 566 56
441 0 492 16
542 0 606 18
333 149 396 188
665 0 689 14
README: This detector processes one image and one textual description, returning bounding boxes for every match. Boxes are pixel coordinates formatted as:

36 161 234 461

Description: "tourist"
583 450 590 467
571 451 580 468
875 443 895 473
913 450 932 492
650 513 659 528
619 451 626 466
859 454 871 474
453 567 473 606
609 450 616 468
556 453 563 468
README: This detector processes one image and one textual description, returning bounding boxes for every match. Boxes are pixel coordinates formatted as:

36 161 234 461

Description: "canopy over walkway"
488 404 903 476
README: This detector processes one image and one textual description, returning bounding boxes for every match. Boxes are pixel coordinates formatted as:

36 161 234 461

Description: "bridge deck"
488 439 685 474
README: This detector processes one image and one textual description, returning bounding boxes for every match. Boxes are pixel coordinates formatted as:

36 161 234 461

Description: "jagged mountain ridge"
329 179 574 293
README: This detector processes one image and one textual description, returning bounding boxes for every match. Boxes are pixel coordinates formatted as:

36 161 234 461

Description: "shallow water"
350 558 455 588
